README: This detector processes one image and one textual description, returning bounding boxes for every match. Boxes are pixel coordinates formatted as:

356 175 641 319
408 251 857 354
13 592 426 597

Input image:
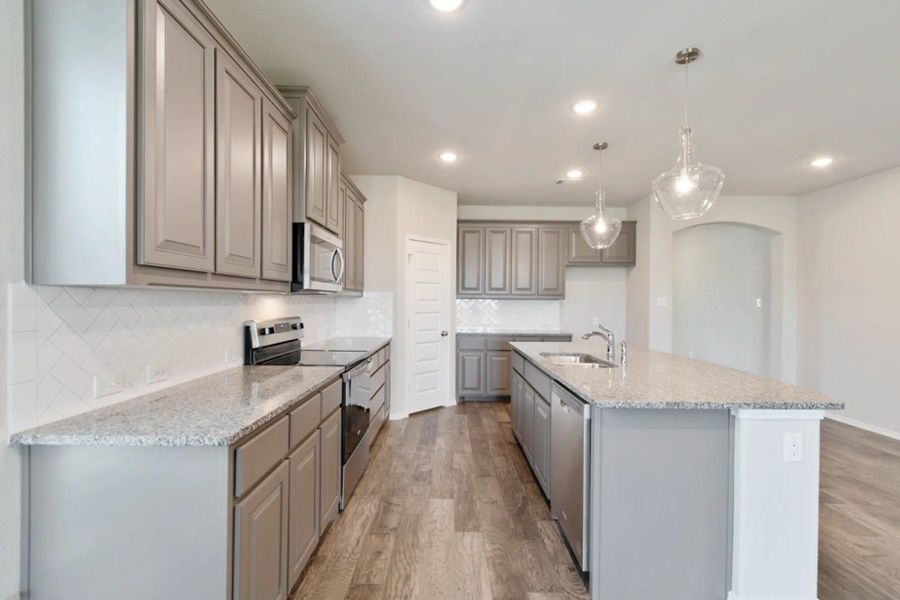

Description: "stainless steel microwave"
292 222 344 293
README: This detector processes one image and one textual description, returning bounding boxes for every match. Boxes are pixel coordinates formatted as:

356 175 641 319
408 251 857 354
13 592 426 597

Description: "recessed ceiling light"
810 156 834 168
430 0 464 12
573 99 598 115
566 169 584 180
439 151 458 163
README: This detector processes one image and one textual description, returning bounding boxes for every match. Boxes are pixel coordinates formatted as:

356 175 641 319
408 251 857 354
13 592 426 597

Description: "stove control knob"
260 326 275 336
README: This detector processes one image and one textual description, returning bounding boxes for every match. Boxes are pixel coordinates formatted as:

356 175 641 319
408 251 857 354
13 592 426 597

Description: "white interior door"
405 237 452 415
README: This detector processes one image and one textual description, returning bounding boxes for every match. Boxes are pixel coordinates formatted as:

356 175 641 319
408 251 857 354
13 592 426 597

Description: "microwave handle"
331 247 345 284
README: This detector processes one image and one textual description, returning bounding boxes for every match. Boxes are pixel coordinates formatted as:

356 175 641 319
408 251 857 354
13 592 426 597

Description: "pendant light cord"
596 146 604 212
683 61 690 129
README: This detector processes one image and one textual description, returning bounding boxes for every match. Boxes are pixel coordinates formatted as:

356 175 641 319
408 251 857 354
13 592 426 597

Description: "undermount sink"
540 352 618 368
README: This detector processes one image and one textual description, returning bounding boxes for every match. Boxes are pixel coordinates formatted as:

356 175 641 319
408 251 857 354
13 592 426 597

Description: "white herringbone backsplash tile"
455 298 561 330
6 283 393 435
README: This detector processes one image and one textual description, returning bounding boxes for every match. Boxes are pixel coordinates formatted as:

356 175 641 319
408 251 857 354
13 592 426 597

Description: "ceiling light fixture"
651 47 725 221
566 169 584 180
573 99 598 115
580 142 622 249
810 156 834 168
439 150 458 163
430 0 464 12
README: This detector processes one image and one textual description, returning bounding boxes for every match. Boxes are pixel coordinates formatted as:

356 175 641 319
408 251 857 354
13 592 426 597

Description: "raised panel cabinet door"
509 372 518 435
140 0 216 272
215 50 262 278
354 196 365 291
537 226 565 297
486 351 511 395
601 220 637 265
485 227 512 295
325 135 342 234
304 108 328 227
533 394 551 494
457 350 485 396
457 226 485 296
320 408 341 528
567 225 602 264
512 226 538 295
234 460 289 600
340 180 355 290
516 375 525 438
288 431 319 589
522 383 535 461
261 99 292 282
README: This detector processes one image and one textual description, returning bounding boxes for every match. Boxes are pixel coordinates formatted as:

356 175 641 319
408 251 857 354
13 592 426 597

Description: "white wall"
798 166 900 439
1 1 26 595
627 195 798 382
456 205 630 341
353 176 458 418
673 224 773 376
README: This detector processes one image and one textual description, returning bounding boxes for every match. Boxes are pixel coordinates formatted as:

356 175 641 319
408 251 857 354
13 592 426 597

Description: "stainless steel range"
243 317 385 509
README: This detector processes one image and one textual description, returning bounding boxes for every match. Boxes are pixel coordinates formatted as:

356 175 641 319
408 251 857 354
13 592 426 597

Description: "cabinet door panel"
355 196 365 291
234 461 289 600
533 394 551 494
567 226 601 264
304 109 328 227
486 351 511 395
261 100 292 281
140 0 216 272
512 227 538 295
537 226 565 297
215 51 262 278
457 227 484 296
457 350 485 396
522 384 535 460
325 136 342 234
288 431 319 588
602 220 636 265
320 408 341 528
485 227 511 295
340 180 354 290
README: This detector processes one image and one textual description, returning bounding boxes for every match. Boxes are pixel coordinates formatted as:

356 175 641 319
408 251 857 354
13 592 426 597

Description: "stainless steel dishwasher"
550 383 591 572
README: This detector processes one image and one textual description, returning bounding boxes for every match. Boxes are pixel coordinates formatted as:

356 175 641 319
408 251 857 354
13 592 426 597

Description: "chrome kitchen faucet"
582 325 616 363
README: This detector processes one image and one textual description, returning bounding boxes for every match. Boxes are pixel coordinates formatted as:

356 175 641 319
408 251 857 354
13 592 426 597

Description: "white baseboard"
388 412 408 421
727 594 819 600
825 412 900 441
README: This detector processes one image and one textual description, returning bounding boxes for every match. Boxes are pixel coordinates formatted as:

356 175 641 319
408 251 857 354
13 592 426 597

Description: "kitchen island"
509 340 843 600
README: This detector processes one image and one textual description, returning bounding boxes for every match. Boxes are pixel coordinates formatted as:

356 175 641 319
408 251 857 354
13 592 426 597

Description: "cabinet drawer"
370 363 386 396
511 351 524 375
458 335 486 350
486 338 512 351
524 360 551 401
321 378 342 418
289 393 321 449
370 385 386 416
234 416 289 498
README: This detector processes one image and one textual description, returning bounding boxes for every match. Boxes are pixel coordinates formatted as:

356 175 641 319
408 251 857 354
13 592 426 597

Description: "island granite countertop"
457 327 572 337
10 365 344 447
510 340 843 410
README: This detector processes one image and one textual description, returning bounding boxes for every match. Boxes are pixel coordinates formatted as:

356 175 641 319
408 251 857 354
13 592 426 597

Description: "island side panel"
591 408 731 600
29 445 231 600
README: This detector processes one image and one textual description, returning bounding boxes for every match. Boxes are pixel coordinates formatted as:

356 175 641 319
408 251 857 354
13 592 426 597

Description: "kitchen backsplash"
5 283 393 434
456 298 561 330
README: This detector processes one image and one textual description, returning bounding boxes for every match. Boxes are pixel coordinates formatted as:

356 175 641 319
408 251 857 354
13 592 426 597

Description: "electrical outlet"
656 296 668 308
93 371 122 399
146 364 170 384
784 433 804 462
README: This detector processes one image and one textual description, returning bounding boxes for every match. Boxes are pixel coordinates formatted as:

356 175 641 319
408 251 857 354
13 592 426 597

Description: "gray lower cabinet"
486 350 511 395
522 384 535 462
457 350 485 395
288 431 320 589
510 352 552 498
532 393 551 494
320 407 342 528
234 460 290 600
566 221 637 267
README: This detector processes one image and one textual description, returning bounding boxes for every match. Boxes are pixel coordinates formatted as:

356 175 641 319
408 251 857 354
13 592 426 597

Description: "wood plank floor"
819 418 900 600
291 402 589 600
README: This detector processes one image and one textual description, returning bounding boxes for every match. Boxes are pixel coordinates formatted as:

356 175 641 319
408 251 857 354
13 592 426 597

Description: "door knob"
440 330 449 337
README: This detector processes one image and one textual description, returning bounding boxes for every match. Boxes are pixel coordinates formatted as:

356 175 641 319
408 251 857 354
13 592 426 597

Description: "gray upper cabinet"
485 227 512 295
458 226 485 296
537 226 565 296
279 87 346 238
512 226 538 296
341 174 366 294
234 461 290 600
566 221 637 267
215 51 262 278
139 0 216 273
320 407 341 529
32 0 296 291
288 431 319 589
261 99 293 282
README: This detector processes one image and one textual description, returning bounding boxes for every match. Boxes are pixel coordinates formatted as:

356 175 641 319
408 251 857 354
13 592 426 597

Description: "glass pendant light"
580 142 621 249
651 47 725 221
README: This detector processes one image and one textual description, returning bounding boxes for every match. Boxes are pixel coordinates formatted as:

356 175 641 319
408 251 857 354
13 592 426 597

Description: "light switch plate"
146 364 170 384
93 369 122 399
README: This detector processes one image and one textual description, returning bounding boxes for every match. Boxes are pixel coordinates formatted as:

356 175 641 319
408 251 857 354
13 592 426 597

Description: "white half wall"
798 166 900 438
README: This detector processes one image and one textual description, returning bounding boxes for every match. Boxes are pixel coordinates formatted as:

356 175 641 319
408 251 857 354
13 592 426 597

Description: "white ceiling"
207 0 900 206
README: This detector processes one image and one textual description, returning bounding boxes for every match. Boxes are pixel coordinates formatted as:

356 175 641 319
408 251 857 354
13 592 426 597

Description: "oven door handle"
345 358 374 379
330 247 345 284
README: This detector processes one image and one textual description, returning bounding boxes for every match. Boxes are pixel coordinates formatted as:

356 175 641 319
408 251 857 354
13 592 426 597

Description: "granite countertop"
456 327 572 337
510 340 843 411
11 365 344 447
304 336 391 353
